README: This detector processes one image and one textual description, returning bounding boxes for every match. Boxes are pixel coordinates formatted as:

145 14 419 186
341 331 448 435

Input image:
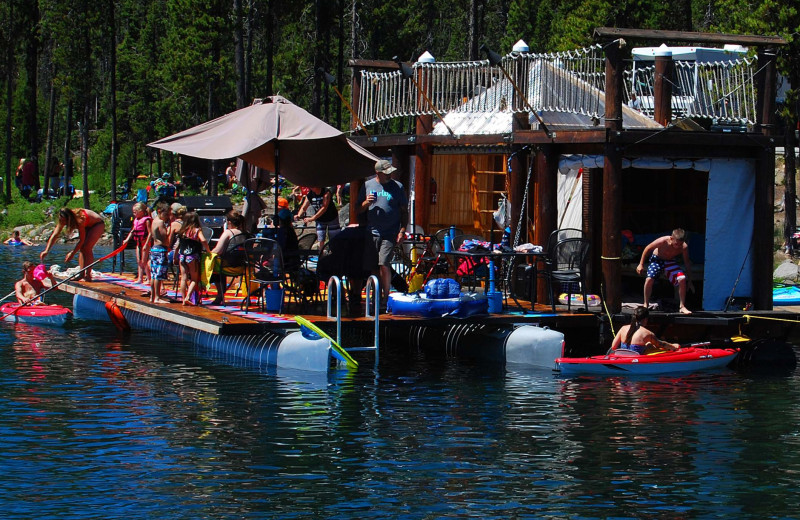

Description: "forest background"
0 0 798 230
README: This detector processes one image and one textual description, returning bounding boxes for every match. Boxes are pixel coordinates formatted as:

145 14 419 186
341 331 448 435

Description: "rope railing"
357 47 759 128
624 56 758 123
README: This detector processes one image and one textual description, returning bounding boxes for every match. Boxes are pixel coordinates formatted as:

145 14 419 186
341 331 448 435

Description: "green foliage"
0 0 797 229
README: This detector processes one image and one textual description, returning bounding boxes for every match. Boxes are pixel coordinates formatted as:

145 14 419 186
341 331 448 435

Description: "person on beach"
5 231 33 246
610 306 680 354
15 261 56 305
636 228 694 315
40 207 106 282
148 203 173 304
122 202 152 285
177 211 211 306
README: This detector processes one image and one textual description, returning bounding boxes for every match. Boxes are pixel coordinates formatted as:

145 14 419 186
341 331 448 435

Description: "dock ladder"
327 275 380 366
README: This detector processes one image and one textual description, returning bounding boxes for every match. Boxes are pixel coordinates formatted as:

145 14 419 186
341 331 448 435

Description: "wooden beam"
347 59 403 70
653 51 673 126
593 27 787 47
534 145 558 304
601 39 625 313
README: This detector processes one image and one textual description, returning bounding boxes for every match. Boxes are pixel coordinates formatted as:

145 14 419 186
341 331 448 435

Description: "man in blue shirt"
357 160 408 301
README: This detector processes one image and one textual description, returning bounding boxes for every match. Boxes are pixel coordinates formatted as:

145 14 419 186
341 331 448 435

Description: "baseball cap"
277 208 292 221
375 159 397 175
277 197 290 209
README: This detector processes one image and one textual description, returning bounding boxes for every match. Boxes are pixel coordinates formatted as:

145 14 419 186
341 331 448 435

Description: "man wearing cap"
357 159 408 302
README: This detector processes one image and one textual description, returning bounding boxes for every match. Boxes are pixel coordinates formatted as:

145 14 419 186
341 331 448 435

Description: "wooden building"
347 28 786 313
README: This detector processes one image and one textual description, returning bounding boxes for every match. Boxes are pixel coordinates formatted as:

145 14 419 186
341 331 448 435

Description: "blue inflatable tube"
387 292 488 318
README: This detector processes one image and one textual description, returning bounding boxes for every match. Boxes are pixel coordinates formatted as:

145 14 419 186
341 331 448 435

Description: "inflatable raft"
0 303 72 326
773 284 800 306
388 292 488 318
556 344 739 376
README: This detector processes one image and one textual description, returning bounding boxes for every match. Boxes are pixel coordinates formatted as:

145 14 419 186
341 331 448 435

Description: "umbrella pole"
274 142 280 221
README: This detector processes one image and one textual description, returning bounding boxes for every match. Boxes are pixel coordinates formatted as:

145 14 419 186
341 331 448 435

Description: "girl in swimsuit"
610 306 680 355
41 207 106 282
122 202 153 285
177 212 211 306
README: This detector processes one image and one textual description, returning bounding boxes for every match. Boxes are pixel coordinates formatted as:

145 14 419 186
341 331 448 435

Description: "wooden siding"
428 154 506 238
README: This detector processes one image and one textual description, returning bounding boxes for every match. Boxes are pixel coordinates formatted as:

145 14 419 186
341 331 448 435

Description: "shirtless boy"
636 228 694 314
149 203 173 304
15 261 55 304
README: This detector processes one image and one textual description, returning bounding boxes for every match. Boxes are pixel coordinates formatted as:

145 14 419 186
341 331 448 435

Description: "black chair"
297 233 317 251
213 232 250 304
536 228 584 297
111 201 137 273
545 228 583 256
543 238 591 311
242 237 284 313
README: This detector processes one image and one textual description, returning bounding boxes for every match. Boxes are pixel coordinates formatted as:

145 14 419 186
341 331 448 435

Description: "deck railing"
356 46 759 127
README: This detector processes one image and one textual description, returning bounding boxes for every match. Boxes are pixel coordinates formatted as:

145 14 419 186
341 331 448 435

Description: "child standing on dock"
123 202 152 285
177 211 211 306
149 202 172 304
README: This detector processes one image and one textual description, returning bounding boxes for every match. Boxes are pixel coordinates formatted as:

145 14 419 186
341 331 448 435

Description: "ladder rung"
477 190 505 194
345 347 377 352
475 170 506 175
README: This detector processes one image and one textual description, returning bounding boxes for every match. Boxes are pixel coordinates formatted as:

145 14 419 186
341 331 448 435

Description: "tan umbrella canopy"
148 95 379 187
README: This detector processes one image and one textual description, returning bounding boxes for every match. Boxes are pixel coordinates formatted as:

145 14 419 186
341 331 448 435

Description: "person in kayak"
610 306 681 355
15 261 56 304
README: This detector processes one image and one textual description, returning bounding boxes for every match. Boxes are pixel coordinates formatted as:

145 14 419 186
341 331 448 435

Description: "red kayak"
556 345 740 376
0 303 72 327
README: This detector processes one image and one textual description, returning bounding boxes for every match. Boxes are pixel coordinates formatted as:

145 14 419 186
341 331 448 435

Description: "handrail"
364 275 380 364
327 275 343 347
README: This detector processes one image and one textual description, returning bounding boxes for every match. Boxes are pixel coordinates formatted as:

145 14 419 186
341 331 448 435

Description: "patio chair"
242 237 284 313
542 237 591 312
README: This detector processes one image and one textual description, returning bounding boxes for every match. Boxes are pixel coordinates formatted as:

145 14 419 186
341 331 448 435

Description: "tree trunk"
109 0 118 201
44 72 56 198
24 0 39 191
244 0 253 102
311 0 322 117
81 106 90 209
63 102 73 201
266 0 274 96
786 115 798 253
4 0 12 199
234 0 246 108
336 0 344 129
468 0 479 60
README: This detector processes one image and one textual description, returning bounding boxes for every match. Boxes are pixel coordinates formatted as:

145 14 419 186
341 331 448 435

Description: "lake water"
2 244 800 518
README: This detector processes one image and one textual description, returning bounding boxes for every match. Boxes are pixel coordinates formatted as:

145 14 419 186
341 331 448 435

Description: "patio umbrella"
148 96 379 220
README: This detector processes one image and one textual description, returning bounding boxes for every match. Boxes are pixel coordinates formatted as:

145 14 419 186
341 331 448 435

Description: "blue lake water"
1 244 800 518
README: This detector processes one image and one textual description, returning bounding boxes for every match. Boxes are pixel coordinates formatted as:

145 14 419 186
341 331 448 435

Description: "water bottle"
444 234 452 252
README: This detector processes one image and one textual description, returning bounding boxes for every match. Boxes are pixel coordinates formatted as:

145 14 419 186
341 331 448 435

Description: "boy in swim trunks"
149 202 172 304
636 228 694 314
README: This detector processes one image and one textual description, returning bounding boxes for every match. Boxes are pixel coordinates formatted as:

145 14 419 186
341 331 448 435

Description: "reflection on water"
1 245 800 517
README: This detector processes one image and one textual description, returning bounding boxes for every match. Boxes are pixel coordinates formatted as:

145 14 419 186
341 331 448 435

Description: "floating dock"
56 271 800 372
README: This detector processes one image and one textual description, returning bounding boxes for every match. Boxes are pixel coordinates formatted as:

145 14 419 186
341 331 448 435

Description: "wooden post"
601 40 625 313
752 46 778 309
533 145 558 304
350 67 363 133
653 48 673 126
414 65 434 230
